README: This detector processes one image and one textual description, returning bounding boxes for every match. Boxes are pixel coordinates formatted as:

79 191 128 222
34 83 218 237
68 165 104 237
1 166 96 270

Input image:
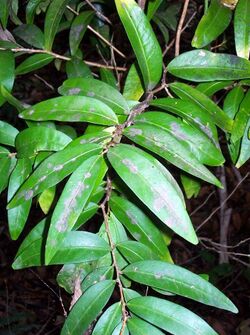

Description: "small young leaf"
8 143 102 209
38 186 56 214
16 127 71 158
100 68 118 89
169 82 233 132
223 86 245 120
108 144 198 244
92 302 122 335
192 0 232 48
66 58 93 79
59 78 130 115
234 0 250 59
69 11 94 55
123 260 238 312
44 0 69 50
168 50 250 82
115 0 162 90
81 266 114 292
128 296 218 335
61 280 115 335
19 96 118 125
15 54 54 75
123 63 144 101
180 173 201 199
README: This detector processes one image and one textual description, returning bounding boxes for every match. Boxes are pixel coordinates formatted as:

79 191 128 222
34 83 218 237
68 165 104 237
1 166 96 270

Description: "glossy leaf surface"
44 0 69 50
59 78 130 115
19 96 118 125
117 241 159 263
92 302 122 335
108 144 198 244
16 127 71 158
15 54 54 75
231 89 250 143
0 51 15 106
0 121 18 146
234 0 250 59
124 124 222 186
192 0 232 48
168 50 250 82
236 118 250 167
8 143 101 208
128 296 218 335
115 0 162 90
196 80 233 97
169 82 233 132
61 280 115 335
128 316 165 335
123 63 144 101
46 155 107 263
124 260 238 312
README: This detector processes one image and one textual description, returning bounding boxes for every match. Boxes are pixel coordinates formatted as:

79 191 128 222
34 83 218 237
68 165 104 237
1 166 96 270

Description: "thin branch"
84 0 112 25
200 236 250 250
190 191 216 216
196 172 249 232
100 177 128 334
175 0 191 56
0 47 127 71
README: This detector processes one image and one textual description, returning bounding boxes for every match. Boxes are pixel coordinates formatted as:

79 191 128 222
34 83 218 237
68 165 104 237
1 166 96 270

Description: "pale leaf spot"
122 158 138 174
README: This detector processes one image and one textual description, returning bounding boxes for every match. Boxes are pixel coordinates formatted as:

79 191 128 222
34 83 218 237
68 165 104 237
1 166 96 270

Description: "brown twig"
190 191 216 216
84 0 112 25
196 172 249 232
0 47 127 71
100 177 128 335
175 0 191 56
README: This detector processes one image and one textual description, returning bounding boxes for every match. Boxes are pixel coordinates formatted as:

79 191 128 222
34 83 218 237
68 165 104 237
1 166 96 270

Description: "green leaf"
196 80 233 97
0 0 9 28
8 143 101 209
13 24 44 48
0 121 19 146
192 0 232 48
110 195 168 257
168 50 250 82
0 156 11 194
128 316 165 335
169 82 233 132
115 0 162 90
123 288 141 302
19 96 118 125
107 144 198 244
15 54 54 75
180 174 201 199
0 51 15 106
59 78 130 115
133 112 224 166
150 98 220 147
45 155 107 263
117 240 159 263
61 280 115 335
13 219 110 268
44 0 69 50
124 124 222 186
234 0 250 59
81 266 114 291
127 296 218 335
224 86 245 120
112 323 129 335
147 0 163 20
66 58 93 79
69 11 94 55
38 186 56 214
57 263 92 294
123 63 144 101
100 68 118 89
0 85 25 112
124 260 238 312
26 0 46 24
231 89 250 142
92 302 122 335
73 202 99 230
16 127 71 158
236 118 250 167
8 158 33 240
